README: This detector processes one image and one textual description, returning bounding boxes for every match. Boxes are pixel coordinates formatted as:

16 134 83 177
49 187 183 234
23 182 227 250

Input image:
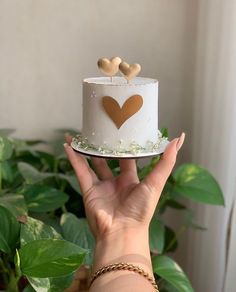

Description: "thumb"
142 133 185 195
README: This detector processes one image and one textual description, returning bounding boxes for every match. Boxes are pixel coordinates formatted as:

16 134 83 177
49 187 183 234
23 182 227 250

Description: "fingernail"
176 132 185 151
63 143 68 148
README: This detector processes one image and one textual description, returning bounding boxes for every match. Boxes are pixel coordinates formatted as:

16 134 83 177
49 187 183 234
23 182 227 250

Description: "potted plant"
0 129 224 292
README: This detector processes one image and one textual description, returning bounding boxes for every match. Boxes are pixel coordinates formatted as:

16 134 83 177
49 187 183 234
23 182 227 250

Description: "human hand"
64 133 185 242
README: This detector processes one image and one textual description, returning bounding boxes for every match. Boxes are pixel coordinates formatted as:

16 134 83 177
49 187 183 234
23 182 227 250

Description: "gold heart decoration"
102 95 143 129
97 57 122 77
119 62 141 80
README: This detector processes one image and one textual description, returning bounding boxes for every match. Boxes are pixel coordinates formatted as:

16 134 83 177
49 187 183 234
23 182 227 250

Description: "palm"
84 170 154 236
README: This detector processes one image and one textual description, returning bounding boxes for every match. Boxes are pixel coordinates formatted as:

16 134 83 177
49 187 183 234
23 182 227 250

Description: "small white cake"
72 76 167 156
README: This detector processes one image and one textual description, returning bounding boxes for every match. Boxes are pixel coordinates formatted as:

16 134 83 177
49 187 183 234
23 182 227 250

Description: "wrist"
93 227 153 274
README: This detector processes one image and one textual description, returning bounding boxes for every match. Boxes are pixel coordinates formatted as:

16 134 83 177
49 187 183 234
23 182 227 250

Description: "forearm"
89 228 156 292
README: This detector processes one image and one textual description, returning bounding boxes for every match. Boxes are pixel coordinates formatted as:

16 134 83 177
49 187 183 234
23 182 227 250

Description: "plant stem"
7 270 19 292
0 256 9 286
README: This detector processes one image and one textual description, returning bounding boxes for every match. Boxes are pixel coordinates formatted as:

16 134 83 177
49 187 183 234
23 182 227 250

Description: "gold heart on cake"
119 62 141 80
102 95 143 129
97 57 122 76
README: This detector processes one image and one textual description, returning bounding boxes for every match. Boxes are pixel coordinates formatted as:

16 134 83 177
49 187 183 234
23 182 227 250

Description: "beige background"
0 0 207 289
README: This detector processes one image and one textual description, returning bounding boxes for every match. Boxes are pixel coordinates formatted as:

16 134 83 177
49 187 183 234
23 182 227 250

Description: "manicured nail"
176 132 185 151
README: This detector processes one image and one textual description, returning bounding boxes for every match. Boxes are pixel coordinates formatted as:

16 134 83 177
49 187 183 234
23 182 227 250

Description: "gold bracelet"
89 262 159 291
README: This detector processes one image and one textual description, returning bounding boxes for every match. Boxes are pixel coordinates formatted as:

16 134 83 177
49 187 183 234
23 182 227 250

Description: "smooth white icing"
82 76 158 151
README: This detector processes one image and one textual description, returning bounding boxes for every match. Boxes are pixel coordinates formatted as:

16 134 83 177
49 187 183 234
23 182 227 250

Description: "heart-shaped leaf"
20 217 72 291
19 239 87 277
0 137 14 161
20 216 62 246
0 206 20 254
22 185 68 212
61 213 95 265
172 164 224 205
152 255 194 292
27 273 74 292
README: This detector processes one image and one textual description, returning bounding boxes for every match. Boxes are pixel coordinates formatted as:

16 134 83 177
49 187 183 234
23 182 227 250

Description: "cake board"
71 135 169 159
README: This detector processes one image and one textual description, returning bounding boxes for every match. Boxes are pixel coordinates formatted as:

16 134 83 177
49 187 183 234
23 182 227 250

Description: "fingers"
91 158 113 180
119 159 136 173
143 133 185 195
64 143 98 193
119 159 139 182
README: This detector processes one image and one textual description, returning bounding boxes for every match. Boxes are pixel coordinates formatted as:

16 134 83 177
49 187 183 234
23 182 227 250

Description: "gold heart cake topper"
97 57 122 77
119 62 141 81
102 95 143 129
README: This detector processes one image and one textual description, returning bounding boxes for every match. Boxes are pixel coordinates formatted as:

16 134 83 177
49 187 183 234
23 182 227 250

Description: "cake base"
71 132 169 159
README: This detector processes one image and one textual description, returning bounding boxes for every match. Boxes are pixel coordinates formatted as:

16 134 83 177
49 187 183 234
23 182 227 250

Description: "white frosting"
82 76 158 151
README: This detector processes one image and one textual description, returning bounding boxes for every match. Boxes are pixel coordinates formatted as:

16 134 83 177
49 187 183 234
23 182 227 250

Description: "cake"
72 57 168 157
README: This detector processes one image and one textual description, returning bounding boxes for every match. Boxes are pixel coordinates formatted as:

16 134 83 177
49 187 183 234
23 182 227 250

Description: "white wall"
0 0 196 158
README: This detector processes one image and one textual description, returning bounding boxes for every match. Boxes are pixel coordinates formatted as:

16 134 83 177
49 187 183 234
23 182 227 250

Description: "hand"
64 133 185 241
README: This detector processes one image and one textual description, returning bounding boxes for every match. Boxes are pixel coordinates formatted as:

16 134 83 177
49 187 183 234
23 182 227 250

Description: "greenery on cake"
72 130 167 156
0 129 224 291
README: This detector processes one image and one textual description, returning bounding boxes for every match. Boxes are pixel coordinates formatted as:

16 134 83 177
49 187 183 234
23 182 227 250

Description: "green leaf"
31 213 62 235
149 218 165 254
58 174 81 194
22 185 69 212
0 137 14 161
160 280 179 292
0 206 20 254
0 194 27 216
27 273 74 292
18 162 54 184
36 151 55 171
1 161 14 183
20 216 62 246
173 164 224 205
19 239 87 277
164 226 178 252
152 255 194 292
61 213 95 265
20 217 72 291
